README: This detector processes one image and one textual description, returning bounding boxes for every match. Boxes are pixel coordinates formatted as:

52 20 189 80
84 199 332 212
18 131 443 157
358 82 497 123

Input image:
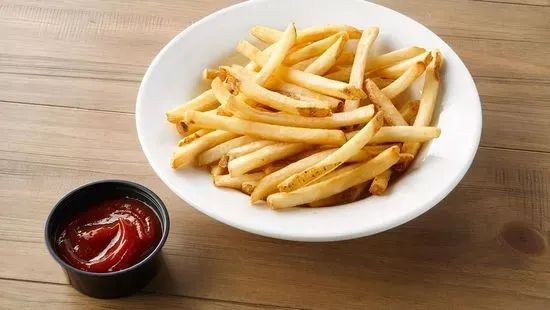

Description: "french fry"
278 112 384 192
184 110 347 145
365 79 408 126
176 121 199 136
381 62 426 99
369 50 432 79
399 50 443 168
369 169 392 195
292 57 317 70
335 51 355 66
309 179 367 208
256 23 297 85
171 130 239 169
220 140 278 168
251 149 335 203
284 32 347 66
235 41 366 99
305 36 347 75
271 81 342 108
178 129 214 146
202 68 220 80
344 27 379 111
214 173 265 190
210 164 226 177
227 95 374 129
348 145 395 162
398 99 420 125
262 161 292 175
228 143 311 176
324 66 351 82
197 136 258 166
371 77 395 89
242 181 259 195
251 24 361 44
366 46 426 72
166 89 220 123
267 146 401 209
367 126 441 144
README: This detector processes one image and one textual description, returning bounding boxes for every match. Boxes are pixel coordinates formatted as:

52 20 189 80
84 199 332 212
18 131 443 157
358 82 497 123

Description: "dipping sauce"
55 198 161 273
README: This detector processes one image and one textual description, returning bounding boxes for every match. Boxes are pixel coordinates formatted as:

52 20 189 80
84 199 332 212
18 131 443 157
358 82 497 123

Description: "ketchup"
55 198 161 273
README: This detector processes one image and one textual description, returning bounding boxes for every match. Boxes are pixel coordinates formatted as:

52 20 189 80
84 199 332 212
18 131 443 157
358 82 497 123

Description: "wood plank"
473 0 549 7
1 145 549 309
0 279 286 310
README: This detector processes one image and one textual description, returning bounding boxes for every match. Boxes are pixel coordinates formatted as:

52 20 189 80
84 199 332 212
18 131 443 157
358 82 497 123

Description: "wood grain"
1 0 549 308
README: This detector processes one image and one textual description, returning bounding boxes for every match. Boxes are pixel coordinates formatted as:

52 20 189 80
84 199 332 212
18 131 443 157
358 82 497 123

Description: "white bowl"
136 0 482 242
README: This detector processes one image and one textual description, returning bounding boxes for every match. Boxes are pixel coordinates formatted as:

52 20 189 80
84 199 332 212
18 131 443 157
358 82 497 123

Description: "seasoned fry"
305 36 347 75
171 130 239 169
214 173 265 190
251 149 335 203
251 24 361 44
228 142 311 176
344 27 379 111
369 169 392 195
271 81 342 108
278 112 384 192
184 110 347 145
242 181 259 195
366 46 426 71
284 32 347 66
220 140 277 168
166 89 219 123
369 50 432 79
178 129 214 146
398 99 420 125
267 146 401 209
381 62 426 99
197 136 258 166
227 95 374 129
365 79 408 126
202 68 220 80
399 50 443 168
256 23 296 85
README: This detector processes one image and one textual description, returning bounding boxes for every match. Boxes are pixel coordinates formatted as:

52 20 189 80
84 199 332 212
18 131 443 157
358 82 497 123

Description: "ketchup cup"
45 180 170 299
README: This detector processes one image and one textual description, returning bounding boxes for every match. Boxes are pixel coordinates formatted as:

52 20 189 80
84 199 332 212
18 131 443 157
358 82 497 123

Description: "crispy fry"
171 130 239 169
267 146 401 209
309 176 367 208
241 181 259 195
381 62 426 99
210 164 226 177
292 57 317 70
305 36 347 75
251 149 335 203
197 136 258 166
251 24 361 44
398 99 420 125
399 50 443 168
228 143 311 176
184 110 347 145
220 140 278 168
166 89 220 123
176 121 199 136
178 129 214 146
202 68 220 80
369 169 392 195
369 50 432 79
271 81 342 108
227 95 374 129
366 46 426 71
262 161 292 175
284 32 347 66
371 77 395 89
278 112 384 192
324 66 351 82
214 173 265 190
256 23 296 85
367 126 441 144
335 51 355 66
365 79 408 126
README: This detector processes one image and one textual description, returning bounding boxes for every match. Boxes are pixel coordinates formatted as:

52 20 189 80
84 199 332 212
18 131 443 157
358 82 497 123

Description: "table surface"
1 0 550 309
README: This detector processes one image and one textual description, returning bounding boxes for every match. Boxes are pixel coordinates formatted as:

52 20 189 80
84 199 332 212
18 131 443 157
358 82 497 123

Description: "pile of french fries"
166 23 443 209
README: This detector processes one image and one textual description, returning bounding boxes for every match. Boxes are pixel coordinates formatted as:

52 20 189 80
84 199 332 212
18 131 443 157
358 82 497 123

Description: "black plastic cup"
44 180 170 299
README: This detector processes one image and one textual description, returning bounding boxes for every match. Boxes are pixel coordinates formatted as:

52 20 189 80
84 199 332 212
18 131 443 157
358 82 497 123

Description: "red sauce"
55 198 161 273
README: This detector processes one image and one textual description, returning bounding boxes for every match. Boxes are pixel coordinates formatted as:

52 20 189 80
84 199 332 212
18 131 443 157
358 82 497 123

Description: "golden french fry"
271 81 342 108
371 77 395 89
171 130 239 169
365 79 408 126
292 57 318 70
369 169 392 195
348 145 395 162
309 178 367 208
197 136 258 166
381 62 426 99
324 66 351 82
367 126 441 144
267 146 401 209
228 143 311 176
214 173 265 190
227 95 374 129
278 112 384 192
210 164 226 177
398 99 420 125
202 68 220 80
262 161 292 175
344 27 379 111
335 51 355 66
235 41 366 100
251 149 335 203
220 140 277 168
241 181 259 195
284 32 347 66
178 129 214 146
251 24 361 44
369 50 432 79
366 46 426 71
166 89 219 123
256 23 297 85
184 109 347 145
176 121 199 136
305 36 347 75
400 50 443 167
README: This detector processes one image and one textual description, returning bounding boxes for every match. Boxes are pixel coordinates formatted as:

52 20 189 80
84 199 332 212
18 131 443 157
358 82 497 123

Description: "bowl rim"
135 0 482 241
44 179 170 276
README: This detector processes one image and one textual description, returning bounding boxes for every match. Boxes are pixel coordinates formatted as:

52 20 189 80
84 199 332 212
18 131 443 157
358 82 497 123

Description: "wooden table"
1 0 549 308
